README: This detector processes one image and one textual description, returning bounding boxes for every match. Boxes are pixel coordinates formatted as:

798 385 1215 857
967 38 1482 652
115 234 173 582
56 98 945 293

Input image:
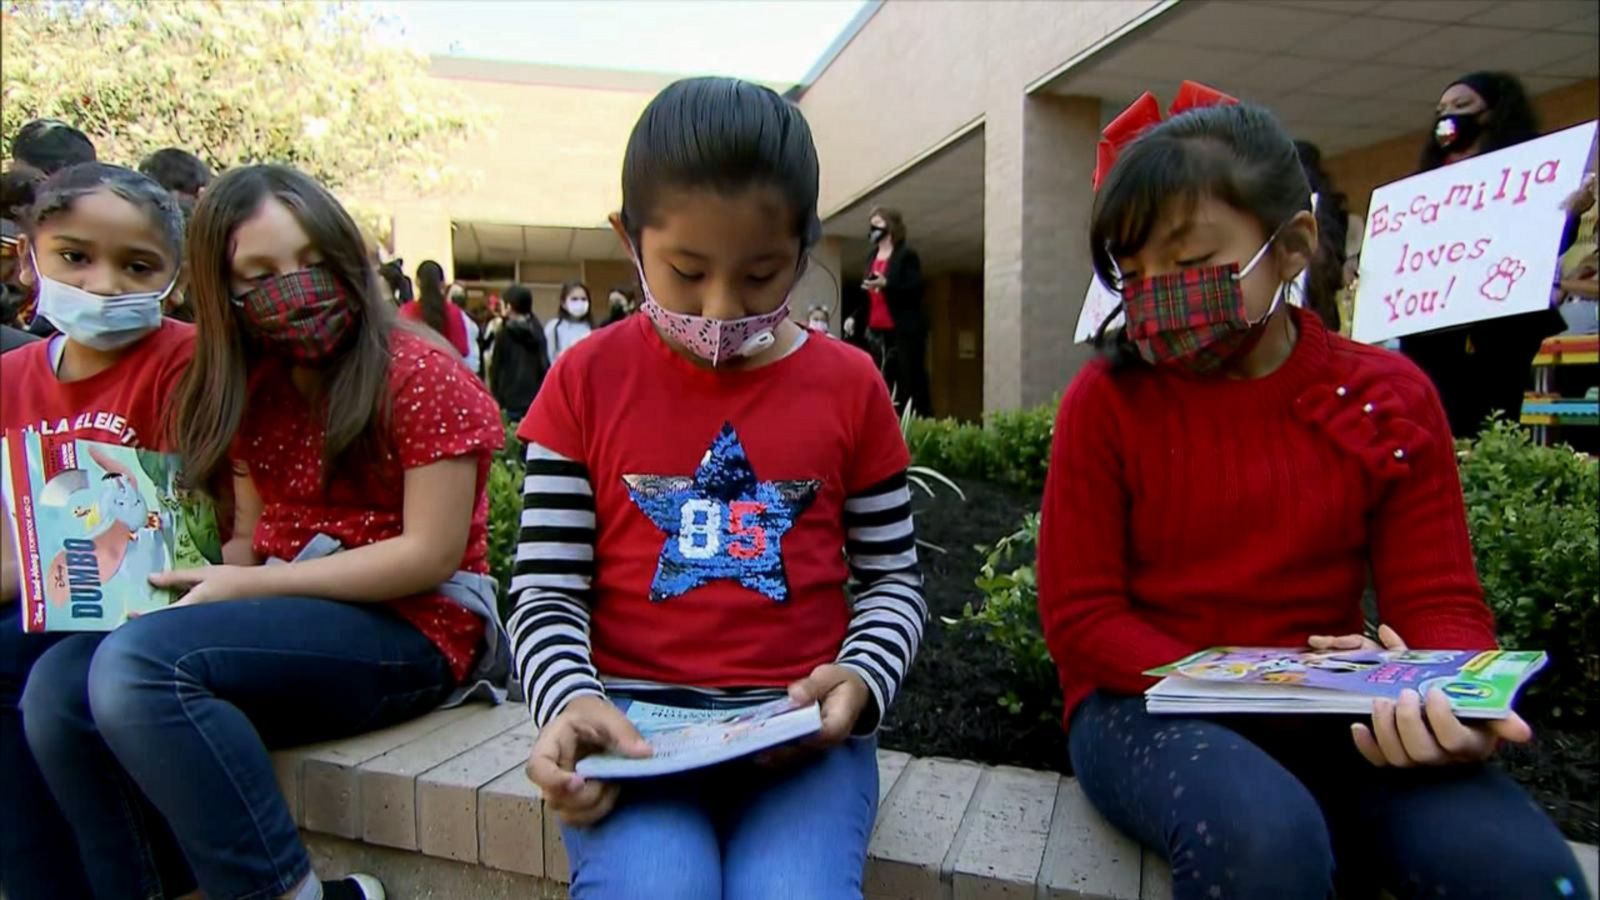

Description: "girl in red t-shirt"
512 77 927 900
1040 88 1582 899
2 162 187 900
398 259 472 362
21 165 506 900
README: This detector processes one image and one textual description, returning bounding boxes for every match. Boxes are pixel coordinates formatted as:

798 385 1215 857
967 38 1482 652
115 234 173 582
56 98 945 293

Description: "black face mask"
868 226 887 245
1434 112 1484 151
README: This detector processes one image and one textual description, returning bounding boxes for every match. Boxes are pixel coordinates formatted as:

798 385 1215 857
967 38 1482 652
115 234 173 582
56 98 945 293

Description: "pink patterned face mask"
635 258 795 367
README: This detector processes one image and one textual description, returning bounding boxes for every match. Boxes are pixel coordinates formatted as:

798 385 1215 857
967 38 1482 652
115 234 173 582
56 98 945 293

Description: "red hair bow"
1092 81 1238 191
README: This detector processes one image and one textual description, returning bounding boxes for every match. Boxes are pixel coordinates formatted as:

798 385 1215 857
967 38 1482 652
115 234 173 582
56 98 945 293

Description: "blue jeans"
1 602 94 900
562 732 879 900
21 597 455 900
1069 692 1586 900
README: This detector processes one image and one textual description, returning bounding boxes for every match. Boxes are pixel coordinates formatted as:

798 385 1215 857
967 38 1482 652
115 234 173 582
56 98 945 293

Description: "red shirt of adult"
398 301 470 358
519 314 907 689
1037 308 1497 730
234 329 504 680
1 319 193 449
867 255 894 331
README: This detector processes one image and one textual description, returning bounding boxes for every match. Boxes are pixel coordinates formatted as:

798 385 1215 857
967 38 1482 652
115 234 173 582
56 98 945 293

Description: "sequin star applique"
624 423 820 603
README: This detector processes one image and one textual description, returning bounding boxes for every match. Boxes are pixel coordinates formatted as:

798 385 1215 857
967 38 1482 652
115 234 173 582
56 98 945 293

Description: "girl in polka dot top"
22 165 508 900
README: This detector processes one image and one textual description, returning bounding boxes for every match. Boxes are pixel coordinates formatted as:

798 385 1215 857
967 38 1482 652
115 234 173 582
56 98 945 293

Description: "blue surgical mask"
32 251 172 351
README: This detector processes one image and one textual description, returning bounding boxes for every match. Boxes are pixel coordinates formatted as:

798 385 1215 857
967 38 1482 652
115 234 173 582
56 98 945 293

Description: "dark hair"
138 148 214 197
558 280 592 323
173 164 398 492
869 206 908 244
1293 140 1348 331
2 168 43 222
22 162 185 258
11 119 97 175
619 76 821 251
1417 72 1541 173
416 259 448 334
1089 103 1313 365
377 259 411 304
607 283 636 302
505 283 535 316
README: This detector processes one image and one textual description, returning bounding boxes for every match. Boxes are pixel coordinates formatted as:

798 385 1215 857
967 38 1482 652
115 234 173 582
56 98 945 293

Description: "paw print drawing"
1480 257 1526 302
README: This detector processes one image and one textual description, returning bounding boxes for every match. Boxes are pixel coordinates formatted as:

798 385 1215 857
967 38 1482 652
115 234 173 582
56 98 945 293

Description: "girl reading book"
511 77 926 899
21 165 507 900
1038 87 1584 899
1 162 186 900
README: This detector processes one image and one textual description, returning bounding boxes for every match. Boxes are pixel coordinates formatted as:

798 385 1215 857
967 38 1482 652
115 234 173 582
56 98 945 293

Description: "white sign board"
1351 121 1597 344
1074 196 1318 344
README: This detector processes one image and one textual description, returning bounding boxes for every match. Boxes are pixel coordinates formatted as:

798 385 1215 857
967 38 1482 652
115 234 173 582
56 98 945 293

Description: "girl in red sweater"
1040 95 1583 900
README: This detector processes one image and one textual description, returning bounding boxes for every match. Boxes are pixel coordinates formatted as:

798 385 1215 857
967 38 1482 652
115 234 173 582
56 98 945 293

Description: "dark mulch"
880 477 1599 843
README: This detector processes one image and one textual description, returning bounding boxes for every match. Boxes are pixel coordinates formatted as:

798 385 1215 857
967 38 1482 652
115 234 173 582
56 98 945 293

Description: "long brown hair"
171 164 397 492
416 259 448 334
869 206 907 244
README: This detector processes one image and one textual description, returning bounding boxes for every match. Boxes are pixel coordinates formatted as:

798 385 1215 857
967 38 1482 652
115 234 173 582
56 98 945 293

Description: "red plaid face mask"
232 267 358 364
1120 235 1284 375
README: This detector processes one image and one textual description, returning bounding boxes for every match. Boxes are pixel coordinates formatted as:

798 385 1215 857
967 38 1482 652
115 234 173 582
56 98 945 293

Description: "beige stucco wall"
799 0 1161 217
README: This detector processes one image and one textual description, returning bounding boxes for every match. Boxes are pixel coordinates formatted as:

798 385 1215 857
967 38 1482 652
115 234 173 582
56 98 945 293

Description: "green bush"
944 513 1056 714
950 420 1600 725
906 402 1055 493
488 421 525 622
1456 420 1599 725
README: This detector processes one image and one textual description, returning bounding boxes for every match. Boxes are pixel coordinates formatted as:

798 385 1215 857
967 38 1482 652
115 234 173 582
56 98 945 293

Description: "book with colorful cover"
1143 647 1547 720
2 431 222 632
575 697 823 779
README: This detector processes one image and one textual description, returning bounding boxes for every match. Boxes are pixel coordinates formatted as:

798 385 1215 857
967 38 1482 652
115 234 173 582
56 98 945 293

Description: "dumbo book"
3 432 223 632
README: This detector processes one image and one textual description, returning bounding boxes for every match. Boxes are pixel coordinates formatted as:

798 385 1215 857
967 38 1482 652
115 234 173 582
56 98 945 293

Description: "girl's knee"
83 623 183 733
1168 799 1333 898
18 638 96 751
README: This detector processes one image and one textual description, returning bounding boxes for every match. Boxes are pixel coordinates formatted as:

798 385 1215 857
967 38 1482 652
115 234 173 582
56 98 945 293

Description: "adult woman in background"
1400 72 1563 439
400 259 473 365
490 283 549 421
1293 141 1356 332
863 207 931 417
545 279 593 361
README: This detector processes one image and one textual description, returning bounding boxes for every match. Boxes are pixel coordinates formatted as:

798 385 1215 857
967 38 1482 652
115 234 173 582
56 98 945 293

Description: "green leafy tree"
1 0 489 221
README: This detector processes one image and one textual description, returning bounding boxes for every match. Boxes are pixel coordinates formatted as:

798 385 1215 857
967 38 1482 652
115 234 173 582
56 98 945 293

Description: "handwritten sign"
1351 121 1597 343
1073 196 1319 344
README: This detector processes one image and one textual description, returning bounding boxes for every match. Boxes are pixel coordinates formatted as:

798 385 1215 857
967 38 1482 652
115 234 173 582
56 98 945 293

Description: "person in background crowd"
512 75 924 899
0 174 40 332
605 283 638 325
378 258 412 305
806 304 834 336
138 147 213 206
450 281 483 375
489 283 549 421
1401 71 1563 439
138 149 215 324
23 164 508 900
545 279 593 360
1292 140 1351 331
1556 171 1598 332
863 207 932 417
400 259 473 364
1045 94 1582 900
480 292 504 374
1 163 186 900
10 123 97 338
8 119 96 178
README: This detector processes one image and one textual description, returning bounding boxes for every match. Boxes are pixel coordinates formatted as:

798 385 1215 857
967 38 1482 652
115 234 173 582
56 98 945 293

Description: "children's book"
2 431 222 632
575 697 823 779
1144 647 1547 720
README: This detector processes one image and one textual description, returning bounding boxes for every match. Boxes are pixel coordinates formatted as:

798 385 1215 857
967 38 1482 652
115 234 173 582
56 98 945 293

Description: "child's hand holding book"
527 695 652 827
1312 625 1536 768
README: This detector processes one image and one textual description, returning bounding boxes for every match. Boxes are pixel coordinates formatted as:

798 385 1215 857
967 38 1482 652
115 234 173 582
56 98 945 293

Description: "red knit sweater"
1038 308 1497 729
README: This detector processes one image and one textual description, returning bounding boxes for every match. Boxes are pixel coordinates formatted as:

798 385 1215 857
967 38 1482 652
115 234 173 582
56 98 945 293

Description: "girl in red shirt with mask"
1040 89 1583 900
22 165 508 900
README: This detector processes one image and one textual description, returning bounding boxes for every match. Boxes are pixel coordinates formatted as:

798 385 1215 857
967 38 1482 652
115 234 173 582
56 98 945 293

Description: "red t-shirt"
1 320 193 448
398 301 470 358
1036 308 1497 729
234 330 504 680
867 255 894 331
519 315 908 689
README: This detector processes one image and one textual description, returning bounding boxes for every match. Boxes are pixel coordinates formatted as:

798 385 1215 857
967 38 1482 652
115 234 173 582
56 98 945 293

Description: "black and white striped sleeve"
838 470 927 733
506 442 605 728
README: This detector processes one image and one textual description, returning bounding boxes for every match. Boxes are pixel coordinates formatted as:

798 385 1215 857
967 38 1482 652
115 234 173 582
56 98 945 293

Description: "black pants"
1401 309 1562 439
871 326 933 418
